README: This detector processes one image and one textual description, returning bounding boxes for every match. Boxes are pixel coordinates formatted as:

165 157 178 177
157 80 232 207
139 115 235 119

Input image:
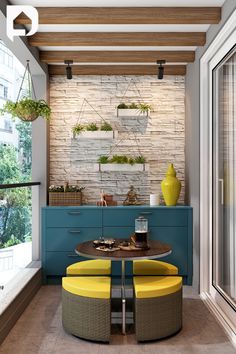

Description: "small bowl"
93 240 101 247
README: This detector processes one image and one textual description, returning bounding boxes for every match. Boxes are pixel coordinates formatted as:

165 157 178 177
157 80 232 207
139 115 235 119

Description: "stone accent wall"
49 75 185 205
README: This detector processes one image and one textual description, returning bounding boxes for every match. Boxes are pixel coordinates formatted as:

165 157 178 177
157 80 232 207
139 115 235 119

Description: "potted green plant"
0 98 51 122
86 123 98 131
98 154 148 172
72 121 116 139
117 102 151 117
48 184 85 206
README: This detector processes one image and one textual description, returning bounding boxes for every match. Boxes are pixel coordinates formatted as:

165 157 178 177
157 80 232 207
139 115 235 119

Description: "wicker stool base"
62 289 111 342
135 288 182 341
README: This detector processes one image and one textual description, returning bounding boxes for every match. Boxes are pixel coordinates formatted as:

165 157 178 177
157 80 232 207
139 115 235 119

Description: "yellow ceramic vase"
161 163 181 206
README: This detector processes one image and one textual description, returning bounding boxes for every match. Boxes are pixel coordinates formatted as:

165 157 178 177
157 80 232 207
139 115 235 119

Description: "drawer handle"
140 212 152 215
68 230 81 234
68 211 81 215
67 254 79 258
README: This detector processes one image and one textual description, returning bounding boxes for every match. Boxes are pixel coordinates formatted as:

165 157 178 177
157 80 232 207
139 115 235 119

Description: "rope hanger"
76 98 107 126
16 60 36 102
120 78 145 104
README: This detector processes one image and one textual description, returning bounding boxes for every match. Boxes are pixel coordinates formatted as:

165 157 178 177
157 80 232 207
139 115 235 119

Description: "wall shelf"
117 108 149 118
98 163 149 172
74 130 117 140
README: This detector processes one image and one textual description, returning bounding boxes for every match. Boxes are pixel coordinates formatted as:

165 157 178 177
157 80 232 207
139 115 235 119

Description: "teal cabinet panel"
149 227 188 275
42 206 192 284
103 227 133 239
103 208 188 227
45 251 89 275
46 228 102 251
45 208 102 227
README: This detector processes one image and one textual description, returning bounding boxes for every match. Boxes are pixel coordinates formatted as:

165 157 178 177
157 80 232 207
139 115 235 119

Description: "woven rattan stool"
134 276 182 342
66 259 111 276
133 260 178 276
62 276 111 342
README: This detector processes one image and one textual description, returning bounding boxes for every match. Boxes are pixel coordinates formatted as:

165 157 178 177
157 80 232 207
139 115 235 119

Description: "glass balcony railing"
0 183 40 290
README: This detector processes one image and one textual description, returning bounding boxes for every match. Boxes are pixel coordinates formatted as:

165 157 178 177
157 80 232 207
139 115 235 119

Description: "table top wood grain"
75 239 172 261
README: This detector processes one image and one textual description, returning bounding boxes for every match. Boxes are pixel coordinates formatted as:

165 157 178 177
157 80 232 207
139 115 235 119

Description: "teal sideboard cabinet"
42 206 193 285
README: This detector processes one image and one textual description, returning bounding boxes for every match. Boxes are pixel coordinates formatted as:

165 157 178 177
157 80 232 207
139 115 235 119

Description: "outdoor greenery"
117 102 152 112
72 121 113 135
0 98 51 121
98 155 146 164
0 121 32 249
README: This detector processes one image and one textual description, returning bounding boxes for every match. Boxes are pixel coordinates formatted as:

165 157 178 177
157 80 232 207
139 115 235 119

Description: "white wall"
185 0 236 291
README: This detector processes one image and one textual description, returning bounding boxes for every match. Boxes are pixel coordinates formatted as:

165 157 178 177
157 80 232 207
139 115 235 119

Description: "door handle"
68 230 81 234
219 179 224 205
68 211 81 215
67 254 79 258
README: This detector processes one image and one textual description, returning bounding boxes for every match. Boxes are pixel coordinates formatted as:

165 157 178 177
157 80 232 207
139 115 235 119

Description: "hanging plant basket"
1 98 51 122
0 61 51 122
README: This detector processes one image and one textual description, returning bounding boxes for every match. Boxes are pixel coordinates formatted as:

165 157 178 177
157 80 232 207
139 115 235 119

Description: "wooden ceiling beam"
29 32 206 47
40 50 195 63
15 7 221 25
48 64 186 76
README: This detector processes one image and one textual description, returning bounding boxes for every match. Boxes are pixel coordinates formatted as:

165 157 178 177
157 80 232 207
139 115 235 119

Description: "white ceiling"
10 0 226 7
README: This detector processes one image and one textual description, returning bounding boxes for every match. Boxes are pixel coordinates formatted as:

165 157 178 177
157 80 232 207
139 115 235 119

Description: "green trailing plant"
72 121 114 135
138 103 152 113
110 155 129 164
128 157 135 165
117 103 128 109
98 156 109 164
72 123 84 135
117 102 151 113
98 155 146 164
100 121 113 131
0 98 51 121
86 122 98 131
129 102 139 109
134 155 146 164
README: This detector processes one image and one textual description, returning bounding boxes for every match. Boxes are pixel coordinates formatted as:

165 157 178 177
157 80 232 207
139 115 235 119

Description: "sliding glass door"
213 46 236 310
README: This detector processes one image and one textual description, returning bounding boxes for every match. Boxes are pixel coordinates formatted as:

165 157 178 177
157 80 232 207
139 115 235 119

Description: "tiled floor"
0 286 235 354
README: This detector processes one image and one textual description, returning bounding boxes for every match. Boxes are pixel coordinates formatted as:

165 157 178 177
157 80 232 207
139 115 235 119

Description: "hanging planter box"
74 130 117 140
117 108 149 118
98 163 149 172
49 192 82 206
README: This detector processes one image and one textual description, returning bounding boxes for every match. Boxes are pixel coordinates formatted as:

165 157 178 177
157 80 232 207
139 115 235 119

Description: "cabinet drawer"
103 208 188 227
149 226 188 274
46 227 102 251
45 251 89 275
45 208 102 227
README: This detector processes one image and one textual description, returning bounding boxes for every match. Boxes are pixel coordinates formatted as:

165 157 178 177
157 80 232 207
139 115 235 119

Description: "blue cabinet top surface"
43 205 193 210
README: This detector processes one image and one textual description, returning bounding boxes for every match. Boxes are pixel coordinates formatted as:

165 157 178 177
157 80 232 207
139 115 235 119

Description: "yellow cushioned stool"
133 260 178 276
134 276 182 341
66 259 111 276
62 276 111 342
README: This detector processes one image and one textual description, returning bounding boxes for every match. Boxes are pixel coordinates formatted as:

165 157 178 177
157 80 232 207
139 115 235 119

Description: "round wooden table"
75 239 172 335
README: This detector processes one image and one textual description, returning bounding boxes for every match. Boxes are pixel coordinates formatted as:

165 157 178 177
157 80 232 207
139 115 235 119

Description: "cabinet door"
149 227 188 275
46 227 102 251
103 208 188 227
46 208 102 227
45 251 89 275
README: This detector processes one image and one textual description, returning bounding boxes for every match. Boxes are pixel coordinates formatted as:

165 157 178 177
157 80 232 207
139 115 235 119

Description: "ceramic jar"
161 163 181 206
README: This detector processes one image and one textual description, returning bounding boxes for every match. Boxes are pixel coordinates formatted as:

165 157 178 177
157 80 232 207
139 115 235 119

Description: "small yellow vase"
161 163 181 206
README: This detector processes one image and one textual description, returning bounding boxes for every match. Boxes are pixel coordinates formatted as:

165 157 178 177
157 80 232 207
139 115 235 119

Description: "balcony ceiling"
10 0 225 75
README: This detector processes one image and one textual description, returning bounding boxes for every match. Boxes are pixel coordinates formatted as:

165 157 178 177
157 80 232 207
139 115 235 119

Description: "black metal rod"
0 182 41 190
